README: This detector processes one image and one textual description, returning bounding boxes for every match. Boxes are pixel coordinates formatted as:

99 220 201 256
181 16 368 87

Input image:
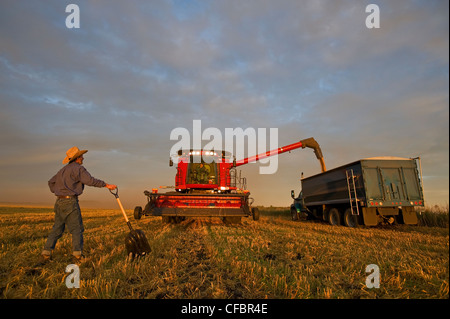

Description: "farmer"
42 146 116 263
196 163 209 184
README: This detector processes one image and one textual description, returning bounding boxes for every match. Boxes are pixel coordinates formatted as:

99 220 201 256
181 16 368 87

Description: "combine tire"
328 208 341 226
223 216 241 224
162 216 185 224
134 206 143 220
162 216 171 223
343 208 359 227
252 207 260 221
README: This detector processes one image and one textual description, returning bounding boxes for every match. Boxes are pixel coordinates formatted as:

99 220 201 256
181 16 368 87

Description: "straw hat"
63 146 88 164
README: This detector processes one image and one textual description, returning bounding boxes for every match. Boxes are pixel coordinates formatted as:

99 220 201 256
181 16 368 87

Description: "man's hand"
105 184 117 190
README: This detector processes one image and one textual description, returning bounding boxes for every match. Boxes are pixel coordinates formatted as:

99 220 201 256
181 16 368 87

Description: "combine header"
134 138 325 223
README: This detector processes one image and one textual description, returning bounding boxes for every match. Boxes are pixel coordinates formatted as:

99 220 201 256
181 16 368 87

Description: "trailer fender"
361 207 378 226
400 206 418 225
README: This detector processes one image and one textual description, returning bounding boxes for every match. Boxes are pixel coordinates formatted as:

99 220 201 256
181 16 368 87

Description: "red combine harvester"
133 137 326 223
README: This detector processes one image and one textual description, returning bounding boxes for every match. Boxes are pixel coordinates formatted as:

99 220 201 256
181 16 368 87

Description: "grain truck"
290 157 424 226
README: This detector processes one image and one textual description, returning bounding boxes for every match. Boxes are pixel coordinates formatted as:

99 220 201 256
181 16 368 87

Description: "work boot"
41 250 52 262
72 253 86 264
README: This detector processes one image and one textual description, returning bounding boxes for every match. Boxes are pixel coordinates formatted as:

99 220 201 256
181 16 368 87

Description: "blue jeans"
43 197 84 256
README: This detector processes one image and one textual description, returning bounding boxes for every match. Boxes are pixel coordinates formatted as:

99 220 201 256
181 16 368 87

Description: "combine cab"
134 138 326 223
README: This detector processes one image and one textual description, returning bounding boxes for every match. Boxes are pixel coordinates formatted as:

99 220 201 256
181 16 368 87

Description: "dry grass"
0 206 448 299
417 205 449 228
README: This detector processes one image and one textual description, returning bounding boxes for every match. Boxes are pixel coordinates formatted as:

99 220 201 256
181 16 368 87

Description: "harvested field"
0 206 448 299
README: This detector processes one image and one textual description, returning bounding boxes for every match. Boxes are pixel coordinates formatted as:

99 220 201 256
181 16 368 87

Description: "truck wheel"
328 208 341 226
252 207 260 221
134 206 143 220
343 208 358 227
291 207 299 221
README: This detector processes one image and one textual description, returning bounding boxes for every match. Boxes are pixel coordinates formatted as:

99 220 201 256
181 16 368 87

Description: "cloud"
0 0 448 207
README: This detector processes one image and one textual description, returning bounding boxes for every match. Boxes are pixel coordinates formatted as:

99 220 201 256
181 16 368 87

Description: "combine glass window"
187 160 218 185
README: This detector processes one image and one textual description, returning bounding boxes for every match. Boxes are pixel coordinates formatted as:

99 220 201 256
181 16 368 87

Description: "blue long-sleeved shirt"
48 162 106 196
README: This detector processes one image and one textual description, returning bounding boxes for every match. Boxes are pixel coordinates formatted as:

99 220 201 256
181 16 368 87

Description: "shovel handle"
109 187 119 198
110 187 130 224
115 197 129 223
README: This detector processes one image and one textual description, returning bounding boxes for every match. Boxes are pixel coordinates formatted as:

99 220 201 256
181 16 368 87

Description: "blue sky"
0 0 448 208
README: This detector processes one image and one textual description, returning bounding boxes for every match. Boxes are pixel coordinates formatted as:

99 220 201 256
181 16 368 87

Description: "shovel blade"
125 229 151 258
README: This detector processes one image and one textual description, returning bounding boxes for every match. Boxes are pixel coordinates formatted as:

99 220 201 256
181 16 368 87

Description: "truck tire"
343 208 359 227
134 206 143 220
328 208 341 226
252 207 260 221
291 207 299 221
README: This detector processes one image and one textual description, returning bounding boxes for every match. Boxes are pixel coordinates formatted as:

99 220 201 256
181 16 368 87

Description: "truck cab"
290 190 307 221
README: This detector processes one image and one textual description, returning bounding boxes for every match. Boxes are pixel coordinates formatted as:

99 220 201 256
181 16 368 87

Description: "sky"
0 0 448 209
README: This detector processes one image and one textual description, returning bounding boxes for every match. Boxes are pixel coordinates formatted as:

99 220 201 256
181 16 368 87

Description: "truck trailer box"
298 157 424 226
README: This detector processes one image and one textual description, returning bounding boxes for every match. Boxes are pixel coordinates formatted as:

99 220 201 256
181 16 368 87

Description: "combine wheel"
162 216 171 223
223 216 242 224
343 208 359 227
328 208 342 226
173 216 185 223
134 206 143 220
252 207 260 221
162 216 185 224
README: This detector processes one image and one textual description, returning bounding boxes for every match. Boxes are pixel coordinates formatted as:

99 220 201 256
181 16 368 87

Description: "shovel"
110 188 151 259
